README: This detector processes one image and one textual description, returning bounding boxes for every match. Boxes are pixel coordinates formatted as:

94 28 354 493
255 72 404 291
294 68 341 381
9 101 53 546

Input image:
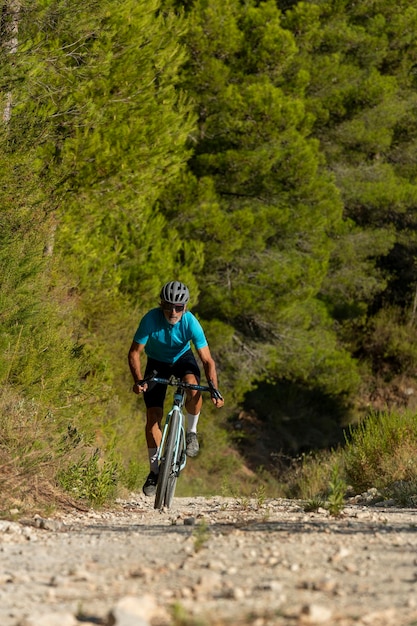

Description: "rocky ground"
1 494 417 626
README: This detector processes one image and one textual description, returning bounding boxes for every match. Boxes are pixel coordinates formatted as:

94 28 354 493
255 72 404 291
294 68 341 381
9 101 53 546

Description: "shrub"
343 410 417 491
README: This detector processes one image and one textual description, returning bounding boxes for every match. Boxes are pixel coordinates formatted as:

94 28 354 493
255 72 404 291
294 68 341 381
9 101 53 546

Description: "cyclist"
128 280 224 496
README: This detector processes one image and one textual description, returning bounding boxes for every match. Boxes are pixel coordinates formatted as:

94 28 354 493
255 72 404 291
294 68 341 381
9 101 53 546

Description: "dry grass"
0 386 90 517
0 447 84 517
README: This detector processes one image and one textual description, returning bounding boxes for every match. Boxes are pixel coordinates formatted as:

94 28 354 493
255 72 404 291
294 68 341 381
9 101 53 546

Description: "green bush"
343 410 417 491
57 451 119 506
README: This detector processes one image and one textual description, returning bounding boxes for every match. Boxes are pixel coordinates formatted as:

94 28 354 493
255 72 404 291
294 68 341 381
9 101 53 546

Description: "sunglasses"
162 302 185 313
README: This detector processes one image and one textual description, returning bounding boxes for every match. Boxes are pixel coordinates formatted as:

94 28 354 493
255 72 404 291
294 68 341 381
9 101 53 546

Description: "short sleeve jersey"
133 308 208 364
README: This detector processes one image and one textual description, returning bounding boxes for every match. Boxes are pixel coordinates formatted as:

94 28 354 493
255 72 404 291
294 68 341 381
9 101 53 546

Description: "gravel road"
1 495 417 626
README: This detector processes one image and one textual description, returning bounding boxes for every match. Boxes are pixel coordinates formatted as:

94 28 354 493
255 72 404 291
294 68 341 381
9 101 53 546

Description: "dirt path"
1 495 417 625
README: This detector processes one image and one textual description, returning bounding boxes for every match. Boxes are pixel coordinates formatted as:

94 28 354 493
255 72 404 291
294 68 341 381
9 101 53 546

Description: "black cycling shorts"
143 350 201 409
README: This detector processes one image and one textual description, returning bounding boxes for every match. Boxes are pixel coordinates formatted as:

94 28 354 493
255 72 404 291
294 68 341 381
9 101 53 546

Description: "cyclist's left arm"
196 345 224 408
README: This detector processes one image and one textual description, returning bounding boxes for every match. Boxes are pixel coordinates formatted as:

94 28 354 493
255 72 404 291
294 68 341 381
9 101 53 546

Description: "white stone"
107 595 157 626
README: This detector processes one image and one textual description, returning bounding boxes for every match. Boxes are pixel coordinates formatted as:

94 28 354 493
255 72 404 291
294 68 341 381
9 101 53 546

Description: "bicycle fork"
158 407 187 476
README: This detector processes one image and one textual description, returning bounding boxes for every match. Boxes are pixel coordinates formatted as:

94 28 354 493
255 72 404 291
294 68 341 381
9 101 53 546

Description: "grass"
57 451 119 505
301 465 346 516
343 410 417 490
193 518 211 552
326 463 347 516
0 385 123 515
284 408 417 510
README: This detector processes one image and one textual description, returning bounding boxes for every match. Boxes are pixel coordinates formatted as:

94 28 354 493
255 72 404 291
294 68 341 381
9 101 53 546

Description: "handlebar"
138 371 224 401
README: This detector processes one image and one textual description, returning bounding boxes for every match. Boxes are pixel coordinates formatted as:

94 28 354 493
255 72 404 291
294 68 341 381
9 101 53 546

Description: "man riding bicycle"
128 280 224 496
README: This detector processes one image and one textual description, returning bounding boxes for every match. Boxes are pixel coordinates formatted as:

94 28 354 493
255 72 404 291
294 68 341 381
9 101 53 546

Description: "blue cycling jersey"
133 308 208 364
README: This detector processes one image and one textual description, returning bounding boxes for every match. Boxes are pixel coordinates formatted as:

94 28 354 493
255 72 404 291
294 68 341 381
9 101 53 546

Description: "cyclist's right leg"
142 359 168 497
142 407 163 496
145 406 163 450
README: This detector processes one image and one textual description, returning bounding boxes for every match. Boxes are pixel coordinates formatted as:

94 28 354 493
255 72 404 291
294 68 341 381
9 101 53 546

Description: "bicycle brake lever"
138 370 159 388
208 380 223 401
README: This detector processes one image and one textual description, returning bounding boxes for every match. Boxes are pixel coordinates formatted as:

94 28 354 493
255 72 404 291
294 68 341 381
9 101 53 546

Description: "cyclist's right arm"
128 341 147 394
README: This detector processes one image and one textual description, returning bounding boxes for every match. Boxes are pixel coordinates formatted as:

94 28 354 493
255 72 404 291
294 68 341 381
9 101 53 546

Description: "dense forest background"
2 0 417 505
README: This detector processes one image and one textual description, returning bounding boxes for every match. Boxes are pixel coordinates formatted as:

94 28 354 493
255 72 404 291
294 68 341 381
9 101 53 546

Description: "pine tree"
279 0 417 400
160 0 359 397
12 0 198 311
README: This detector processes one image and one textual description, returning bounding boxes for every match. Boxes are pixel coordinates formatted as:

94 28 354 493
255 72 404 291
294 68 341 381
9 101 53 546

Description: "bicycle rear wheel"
154 409 181 510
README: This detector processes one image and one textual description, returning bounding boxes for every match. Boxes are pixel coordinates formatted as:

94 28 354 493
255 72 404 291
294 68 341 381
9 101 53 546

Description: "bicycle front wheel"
164 433 184 508
154 409 181 510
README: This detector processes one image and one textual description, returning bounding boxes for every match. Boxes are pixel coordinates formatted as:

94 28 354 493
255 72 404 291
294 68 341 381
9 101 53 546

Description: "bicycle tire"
154 408 181 510
164 434 184 508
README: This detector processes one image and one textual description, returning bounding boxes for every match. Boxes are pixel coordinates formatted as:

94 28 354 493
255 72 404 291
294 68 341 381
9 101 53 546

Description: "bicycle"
138 371 223 510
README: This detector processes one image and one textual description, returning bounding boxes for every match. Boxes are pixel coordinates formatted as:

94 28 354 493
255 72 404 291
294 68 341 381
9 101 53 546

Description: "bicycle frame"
158 387 187 475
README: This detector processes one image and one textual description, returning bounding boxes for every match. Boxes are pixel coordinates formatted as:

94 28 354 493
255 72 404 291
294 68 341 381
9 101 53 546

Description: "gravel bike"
139 372 223 510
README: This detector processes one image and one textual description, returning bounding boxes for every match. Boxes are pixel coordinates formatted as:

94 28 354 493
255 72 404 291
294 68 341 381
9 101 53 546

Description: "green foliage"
363 307 417 377
14 0 197 307
177 408 245 497
280 0 417 410
303 497 326 513
0 376 122 513
160 0 358 399
386 481 417 508
192 518 210 553
343 410 417 492
57 452 119 505
285 454 347 517
0 388 49 463
122 458 150 492
282 449 336 501
319 220 395 324
0 0 205 509
170 603 206 626
280 407 417 510
326 463 347 516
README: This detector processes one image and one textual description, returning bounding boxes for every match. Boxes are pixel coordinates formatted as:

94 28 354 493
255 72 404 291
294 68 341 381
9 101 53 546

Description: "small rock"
317 507 328 515
361 608 397 624
313 578 338 593
329 547 350 562
0 520 23 534
33 515 62 531
0 571 14 584
256 580 283 593
194 570 222 594
301 603 332 623
18 613 78 626
180 586 193 598
106 594 165 626
230 586 245 600
48 575 69 587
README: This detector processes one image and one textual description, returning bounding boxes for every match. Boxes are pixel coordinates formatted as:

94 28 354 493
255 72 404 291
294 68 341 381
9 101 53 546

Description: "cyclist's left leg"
184 376 202 458
172 351 202 457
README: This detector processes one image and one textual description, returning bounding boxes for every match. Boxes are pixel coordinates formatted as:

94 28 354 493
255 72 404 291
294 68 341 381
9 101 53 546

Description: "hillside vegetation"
2 0 417 514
